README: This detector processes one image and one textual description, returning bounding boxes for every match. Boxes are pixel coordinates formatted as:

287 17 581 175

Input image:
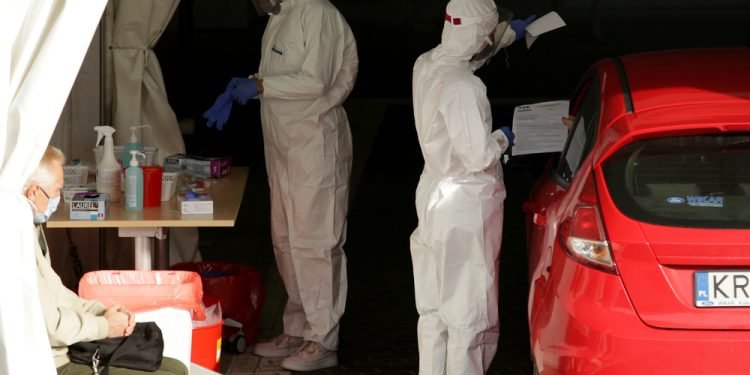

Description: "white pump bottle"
94 125 122 202
123 125 149 165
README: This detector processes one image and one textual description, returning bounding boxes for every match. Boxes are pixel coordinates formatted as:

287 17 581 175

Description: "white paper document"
525 11 566 49
511 100 570 156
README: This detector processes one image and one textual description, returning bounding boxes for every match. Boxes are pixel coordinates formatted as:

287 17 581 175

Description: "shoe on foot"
253 334 303 357
280 341 338 371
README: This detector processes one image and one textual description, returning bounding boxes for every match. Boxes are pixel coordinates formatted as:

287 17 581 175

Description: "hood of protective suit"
434 0 499 63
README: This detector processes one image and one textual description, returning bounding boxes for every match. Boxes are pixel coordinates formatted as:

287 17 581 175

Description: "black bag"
69 321 164 375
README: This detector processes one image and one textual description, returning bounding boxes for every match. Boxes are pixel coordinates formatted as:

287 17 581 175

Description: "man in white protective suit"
410 0 535 373
202 0 357 371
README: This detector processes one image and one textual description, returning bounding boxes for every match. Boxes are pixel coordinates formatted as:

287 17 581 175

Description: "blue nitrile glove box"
70 192 109 220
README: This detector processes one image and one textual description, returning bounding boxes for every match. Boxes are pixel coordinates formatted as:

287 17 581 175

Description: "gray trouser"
57 357 187 375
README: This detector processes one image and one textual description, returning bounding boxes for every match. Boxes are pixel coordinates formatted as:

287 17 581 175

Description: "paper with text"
511 100 570 156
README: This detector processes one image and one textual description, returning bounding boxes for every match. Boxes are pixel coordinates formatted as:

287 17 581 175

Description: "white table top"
47 167 248 229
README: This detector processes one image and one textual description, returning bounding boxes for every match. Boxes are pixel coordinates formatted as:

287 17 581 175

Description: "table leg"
119 227 166 271
134 237 152 270
154 227 170 270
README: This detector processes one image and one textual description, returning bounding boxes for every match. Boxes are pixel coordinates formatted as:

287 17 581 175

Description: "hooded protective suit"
255 0 358 351
410 0 513 373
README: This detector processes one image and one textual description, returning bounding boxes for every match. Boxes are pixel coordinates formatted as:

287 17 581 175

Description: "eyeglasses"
38 187 51 199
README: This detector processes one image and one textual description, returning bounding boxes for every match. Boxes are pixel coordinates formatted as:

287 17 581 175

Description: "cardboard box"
180 199 214 215
62 184 96 203
70 192 109 220
164 154 232 179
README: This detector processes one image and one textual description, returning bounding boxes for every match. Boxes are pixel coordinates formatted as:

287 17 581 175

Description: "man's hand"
561 115 575 129
229 77 261 105
500 126 515 146
104 305 130 338
509 15 538 42
120 306 136 336
203 91 233 131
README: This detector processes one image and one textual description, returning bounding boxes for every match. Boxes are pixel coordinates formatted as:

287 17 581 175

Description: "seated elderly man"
25 146 187 375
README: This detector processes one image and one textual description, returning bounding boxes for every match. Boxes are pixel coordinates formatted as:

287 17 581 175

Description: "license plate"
695 271 750 307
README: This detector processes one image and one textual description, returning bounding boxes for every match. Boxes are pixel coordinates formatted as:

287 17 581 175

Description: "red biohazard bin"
192 295 223 371
172 262 265 347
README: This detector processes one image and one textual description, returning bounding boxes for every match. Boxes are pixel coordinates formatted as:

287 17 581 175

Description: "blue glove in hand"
509 15 537 42
229 77 260 105
203 87 234 131
500 126 515 147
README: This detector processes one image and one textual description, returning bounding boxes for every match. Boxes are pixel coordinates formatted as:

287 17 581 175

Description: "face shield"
251 0 281 16
470 7 513 67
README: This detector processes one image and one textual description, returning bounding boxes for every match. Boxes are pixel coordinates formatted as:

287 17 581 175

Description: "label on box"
70 192 109 220
181 200 213 215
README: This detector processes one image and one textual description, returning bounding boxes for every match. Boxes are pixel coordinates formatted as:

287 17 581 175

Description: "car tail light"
558 173 616 273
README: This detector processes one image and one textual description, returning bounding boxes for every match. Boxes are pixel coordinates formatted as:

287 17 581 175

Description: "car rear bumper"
530 250 750 375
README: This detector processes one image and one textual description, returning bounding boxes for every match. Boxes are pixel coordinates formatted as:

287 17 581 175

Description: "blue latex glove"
203 86 234 130
229 77 260 105
500 126 515 147
509 15 537 42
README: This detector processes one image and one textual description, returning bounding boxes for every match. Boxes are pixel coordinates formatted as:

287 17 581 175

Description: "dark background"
157 0 750 185
159 0 750 113
153 1 750 372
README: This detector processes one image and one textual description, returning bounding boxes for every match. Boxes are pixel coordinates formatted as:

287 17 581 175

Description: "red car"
524 48 750 374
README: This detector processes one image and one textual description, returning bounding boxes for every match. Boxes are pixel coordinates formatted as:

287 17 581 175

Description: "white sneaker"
280 341 338 371
253 334 304 357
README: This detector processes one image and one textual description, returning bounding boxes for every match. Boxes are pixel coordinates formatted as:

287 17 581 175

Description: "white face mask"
30 193 61 224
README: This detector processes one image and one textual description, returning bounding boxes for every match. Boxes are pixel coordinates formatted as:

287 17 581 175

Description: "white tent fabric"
0 1 107 374
107 0 199 264
108 0 185 163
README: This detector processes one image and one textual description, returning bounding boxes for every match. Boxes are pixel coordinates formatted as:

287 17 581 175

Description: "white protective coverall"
410 0 514 373
255 0 358 350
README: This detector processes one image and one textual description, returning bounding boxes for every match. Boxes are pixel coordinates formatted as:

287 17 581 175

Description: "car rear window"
602 134 750 228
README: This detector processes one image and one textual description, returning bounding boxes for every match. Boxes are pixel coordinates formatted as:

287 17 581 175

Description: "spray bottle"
125 150 145 211
94 125 122 203
123 125 149 165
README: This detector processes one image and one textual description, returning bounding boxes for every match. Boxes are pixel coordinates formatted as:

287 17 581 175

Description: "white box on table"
69 192 109 220
180 199 214 215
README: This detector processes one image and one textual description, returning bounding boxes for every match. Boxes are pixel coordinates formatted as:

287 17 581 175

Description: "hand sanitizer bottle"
125 150 145 211
123 125 149 165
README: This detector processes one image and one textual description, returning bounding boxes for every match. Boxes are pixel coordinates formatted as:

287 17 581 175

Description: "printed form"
511 100 570 156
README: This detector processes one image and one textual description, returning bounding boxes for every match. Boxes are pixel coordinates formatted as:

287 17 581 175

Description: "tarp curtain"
108 0 185 163
0 1 107 373
106 0 199 264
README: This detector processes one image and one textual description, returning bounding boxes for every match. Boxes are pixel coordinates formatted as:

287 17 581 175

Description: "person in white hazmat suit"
410 0 534 373
203 0 357 371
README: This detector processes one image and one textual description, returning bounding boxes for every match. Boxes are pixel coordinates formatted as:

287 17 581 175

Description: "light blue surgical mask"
32 188 61 224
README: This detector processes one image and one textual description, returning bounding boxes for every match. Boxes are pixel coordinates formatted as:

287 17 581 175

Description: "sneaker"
253 334 304 357
280 341 338 371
